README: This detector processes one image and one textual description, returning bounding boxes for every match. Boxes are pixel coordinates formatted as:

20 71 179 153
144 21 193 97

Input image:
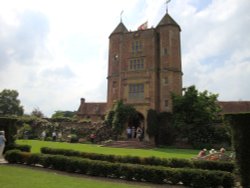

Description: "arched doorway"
127 111 145 140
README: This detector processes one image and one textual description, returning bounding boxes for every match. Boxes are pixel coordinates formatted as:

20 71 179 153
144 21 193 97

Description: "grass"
0 165 149 188
17 139 198 159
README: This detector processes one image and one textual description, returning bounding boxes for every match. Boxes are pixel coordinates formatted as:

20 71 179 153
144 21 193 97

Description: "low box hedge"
5 150 235 187
41 147 235 172
4 143 31 153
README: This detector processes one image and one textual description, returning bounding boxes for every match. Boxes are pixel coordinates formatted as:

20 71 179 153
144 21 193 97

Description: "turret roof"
110 22 128 36
157 13 181 30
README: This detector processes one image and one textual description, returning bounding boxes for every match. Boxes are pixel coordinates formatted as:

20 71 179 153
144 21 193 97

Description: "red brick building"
77 12 250 128
78 12 182 124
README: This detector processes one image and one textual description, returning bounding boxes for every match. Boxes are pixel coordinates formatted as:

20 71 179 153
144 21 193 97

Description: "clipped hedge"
41 147 235 172
4 143 31 153
5 150 235 187
226 113 250 187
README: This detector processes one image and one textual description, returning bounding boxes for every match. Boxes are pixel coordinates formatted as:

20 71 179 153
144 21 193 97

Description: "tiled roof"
77 102 107 116
218 101 250 114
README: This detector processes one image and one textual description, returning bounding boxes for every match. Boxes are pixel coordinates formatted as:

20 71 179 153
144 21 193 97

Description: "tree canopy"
31 107 44 118
172 85 225 148
51 111 76 118
146 109 158 138
0 89 24 116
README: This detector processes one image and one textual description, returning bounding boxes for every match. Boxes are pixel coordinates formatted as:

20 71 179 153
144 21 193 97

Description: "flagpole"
120 10 124 22
165 0 171 13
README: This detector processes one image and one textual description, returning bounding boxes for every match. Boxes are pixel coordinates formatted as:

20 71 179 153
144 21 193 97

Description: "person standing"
90 133 96 143
126 127 132 139
52 131 57 141
57 132 62 142
41 131 46 140
0 131 6 159
136 127 142 141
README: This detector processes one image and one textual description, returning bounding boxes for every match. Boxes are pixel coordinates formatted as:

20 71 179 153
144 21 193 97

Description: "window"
129 84 144 99
163 77 168 84
164 100 169 107
129 58 144 70
132 40 142 54
163 48 168 55
112 81 117 87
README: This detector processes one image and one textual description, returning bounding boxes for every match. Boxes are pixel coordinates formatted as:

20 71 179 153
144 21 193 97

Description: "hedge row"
227 113 250 187
4 143 31 153
41 147 235 172
5 150 235 187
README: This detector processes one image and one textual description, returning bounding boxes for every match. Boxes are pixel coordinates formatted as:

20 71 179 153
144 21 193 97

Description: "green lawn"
0 165 149 188
17 140 198 159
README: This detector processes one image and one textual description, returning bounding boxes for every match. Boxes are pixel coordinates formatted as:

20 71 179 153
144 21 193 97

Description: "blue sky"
0 0 249 116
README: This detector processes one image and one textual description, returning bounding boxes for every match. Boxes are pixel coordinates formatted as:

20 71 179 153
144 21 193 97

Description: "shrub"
69 134 78 143
4 150 235 187
226 113 250 187
168 158 193 168
41 147 235 172
193 160 235 173
4 150 31 163
4 143 31 153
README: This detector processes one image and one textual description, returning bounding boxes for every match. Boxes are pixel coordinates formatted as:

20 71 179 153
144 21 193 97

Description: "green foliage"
105 100 138 136
193 160 235 172
16 115 54 139
5 150 235 187
146 109 158 138
17 123 31 139
0 89 24 116
50 111 77 123
146 110 176 146
69 134 78 143
51 111 76 118
0 116 18 144
157 112 176 145
31 107 44 118
4 143 31 153
172 85 229 148
226 113 250 187
104 110 115 127
41 147 235 172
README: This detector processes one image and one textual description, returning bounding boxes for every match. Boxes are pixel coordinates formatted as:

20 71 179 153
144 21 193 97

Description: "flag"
137 21 148 30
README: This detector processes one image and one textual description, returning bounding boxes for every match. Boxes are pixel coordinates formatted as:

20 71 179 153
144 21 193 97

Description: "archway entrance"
127 112 145 140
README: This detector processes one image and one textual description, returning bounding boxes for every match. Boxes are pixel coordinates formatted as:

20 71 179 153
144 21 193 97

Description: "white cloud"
0 0 249 116
173 0 250 98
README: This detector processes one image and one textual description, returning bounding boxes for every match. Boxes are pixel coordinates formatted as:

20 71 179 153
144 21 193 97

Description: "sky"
0 0 249 117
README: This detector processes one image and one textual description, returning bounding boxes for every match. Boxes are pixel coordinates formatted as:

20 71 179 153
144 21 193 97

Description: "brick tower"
107 12 182 119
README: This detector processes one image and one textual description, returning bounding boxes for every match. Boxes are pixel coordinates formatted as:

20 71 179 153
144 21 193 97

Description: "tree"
105 100 138 137
0 89 24 116
146 109 158 139
157 112 176 146
51 111 76 118
172 85 225 148
31 107 44 118
146 110 176 146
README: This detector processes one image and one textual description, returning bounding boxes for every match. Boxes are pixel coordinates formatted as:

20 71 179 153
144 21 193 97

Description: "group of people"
196 147 232 161
41 131 62 141
126 126 144 141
